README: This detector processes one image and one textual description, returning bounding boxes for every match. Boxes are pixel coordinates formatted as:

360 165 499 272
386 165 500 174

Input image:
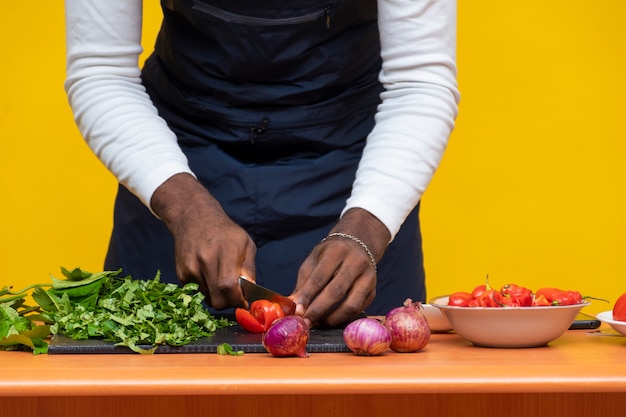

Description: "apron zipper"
191 2 333 29
250 117 270 143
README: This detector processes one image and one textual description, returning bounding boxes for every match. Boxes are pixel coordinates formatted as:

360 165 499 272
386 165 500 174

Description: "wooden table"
2 330 626 417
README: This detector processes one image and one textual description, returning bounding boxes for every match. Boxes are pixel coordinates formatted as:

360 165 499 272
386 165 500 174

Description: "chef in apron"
64 0 460 326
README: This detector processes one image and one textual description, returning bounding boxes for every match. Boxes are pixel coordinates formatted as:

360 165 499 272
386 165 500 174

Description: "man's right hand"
150 173 257 310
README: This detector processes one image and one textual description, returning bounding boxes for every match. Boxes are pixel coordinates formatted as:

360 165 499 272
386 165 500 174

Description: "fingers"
204 235 257 310
292 238 377 327
176 228 257 311
309 271 375 328
153 175 257 311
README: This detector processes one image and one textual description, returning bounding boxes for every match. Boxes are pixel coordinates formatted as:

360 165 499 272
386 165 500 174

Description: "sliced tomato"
250 300 285 329
235 308 265 333
235 300 286 333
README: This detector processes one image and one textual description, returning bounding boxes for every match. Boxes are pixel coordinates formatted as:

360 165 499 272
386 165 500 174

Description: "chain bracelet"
321 232 377 273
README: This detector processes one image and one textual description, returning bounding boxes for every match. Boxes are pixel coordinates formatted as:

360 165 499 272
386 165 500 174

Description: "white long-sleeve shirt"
64 0 460 241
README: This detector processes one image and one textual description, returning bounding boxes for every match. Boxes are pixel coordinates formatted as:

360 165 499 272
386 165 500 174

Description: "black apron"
104 0 426 314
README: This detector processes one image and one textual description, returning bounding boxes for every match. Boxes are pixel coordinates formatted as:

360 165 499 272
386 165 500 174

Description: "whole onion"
343 317 391 356
262 316 309 358
384 298 431 353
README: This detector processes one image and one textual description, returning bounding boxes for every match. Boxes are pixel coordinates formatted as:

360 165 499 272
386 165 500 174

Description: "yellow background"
1 1 624 314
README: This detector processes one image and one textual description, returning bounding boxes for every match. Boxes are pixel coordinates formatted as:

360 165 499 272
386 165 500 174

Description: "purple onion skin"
384 299 431 353
343 318 391 356
262 316 310 358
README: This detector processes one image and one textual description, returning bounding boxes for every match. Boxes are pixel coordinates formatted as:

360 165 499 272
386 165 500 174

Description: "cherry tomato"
235 300 285 333
613 292 626 322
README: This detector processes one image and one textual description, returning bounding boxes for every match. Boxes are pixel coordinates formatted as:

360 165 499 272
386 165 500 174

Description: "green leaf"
32 286 57 312
217 343 244 356
51 272 106 290
61 266 93 281
31 338 49 355
0 325 50 354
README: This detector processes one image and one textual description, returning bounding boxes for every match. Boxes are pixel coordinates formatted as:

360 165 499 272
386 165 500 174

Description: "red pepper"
471 284 487 300
235 299 285 333
468 298 483 307
448 291 473 307
498 295 521 307
500 283 533 307
531 293 550 306
534 287 582 306
565 290 583 304
479 289 502 307
467 277 502 307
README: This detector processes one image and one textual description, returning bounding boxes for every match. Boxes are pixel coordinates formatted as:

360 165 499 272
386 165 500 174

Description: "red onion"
262 316 309 358
384 298 430 353
343 317 391 356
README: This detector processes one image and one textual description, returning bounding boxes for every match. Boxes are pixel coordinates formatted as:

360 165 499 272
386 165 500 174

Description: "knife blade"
238 276 296 316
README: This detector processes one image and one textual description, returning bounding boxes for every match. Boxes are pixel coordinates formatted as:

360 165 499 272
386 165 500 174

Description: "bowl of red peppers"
430 281 591 348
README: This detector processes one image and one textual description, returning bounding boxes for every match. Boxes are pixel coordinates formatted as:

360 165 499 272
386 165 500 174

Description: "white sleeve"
64 0 194 210
343 0 460 240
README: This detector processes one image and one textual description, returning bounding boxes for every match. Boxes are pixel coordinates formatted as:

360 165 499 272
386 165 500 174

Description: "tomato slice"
235 300 286 333
250 300 285 330
235 308 265 333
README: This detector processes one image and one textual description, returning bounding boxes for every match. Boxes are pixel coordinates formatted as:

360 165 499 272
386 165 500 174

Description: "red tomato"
250 299 285 329
235 300 285 333
613 292 626 322
235 308 265 333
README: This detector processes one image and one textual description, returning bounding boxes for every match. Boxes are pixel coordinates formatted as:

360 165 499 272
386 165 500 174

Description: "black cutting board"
47 324 350 354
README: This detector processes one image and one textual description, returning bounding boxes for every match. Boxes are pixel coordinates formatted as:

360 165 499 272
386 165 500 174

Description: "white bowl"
420 303 453 332
430 296 589 348
596 311 626 336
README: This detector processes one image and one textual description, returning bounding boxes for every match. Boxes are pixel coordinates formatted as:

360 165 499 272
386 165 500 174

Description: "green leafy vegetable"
0 325 51 355
37 268 232 354
2 267 234 354
217 342 244 356
1 284 53 354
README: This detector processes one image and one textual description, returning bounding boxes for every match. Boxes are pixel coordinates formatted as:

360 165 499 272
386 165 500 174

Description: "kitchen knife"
238 276 296 316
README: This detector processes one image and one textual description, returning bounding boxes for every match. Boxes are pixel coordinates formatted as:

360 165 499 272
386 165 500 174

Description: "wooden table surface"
2 329 626 417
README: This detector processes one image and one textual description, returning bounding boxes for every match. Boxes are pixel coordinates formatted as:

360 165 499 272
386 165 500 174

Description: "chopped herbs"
2 267 233 354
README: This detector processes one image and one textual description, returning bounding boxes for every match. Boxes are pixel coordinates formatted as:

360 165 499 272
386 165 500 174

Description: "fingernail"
295 303 304 316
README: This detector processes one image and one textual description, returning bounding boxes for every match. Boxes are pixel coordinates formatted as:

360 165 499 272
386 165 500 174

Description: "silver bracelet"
321 232 377 273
